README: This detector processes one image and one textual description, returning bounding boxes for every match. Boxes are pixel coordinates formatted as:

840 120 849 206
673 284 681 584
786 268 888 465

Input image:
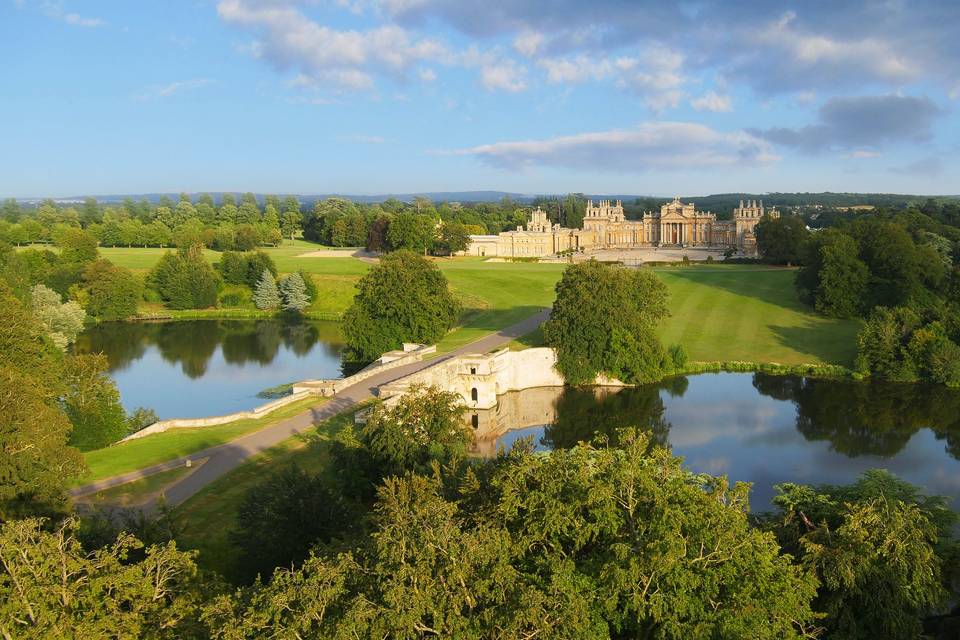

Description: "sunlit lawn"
90 245 861 366
77 395 328 485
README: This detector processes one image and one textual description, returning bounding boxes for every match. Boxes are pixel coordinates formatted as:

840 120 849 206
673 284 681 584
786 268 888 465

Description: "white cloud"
513 30 544 57
447 122 778 171
352 135 387 143
479 60 527 92
845 150 881 158
418 67 436 82
137 79 213 100
62 12 103 27
691 91 732 112
217 0 449 90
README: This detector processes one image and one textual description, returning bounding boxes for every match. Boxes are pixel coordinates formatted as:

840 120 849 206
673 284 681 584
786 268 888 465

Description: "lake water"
482 373 960 509
75 319 345 419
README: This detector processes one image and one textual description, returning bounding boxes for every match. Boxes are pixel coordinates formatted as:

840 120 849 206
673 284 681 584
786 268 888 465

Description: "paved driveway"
71 309 550 509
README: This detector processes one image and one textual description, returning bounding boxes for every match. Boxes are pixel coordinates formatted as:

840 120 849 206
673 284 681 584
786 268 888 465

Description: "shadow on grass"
664 266 803 311
769 322 860 366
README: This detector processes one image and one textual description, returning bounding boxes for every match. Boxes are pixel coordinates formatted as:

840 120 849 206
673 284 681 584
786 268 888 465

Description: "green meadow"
96 244 859 366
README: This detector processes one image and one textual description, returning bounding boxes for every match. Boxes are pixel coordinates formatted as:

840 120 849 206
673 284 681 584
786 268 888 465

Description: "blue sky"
2 0 959 197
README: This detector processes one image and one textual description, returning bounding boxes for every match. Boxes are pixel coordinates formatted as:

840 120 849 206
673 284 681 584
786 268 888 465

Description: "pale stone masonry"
465 197 779 258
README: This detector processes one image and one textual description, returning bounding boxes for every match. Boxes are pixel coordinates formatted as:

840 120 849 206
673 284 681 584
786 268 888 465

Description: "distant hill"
28 191 533 206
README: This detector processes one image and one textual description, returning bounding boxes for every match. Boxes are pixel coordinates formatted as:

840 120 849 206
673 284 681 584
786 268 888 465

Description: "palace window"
471 387 478 402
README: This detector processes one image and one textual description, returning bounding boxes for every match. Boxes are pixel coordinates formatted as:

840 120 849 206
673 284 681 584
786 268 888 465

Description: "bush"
668 343 688 369
216 251 277 288
218 284 252 308
148 246 220 310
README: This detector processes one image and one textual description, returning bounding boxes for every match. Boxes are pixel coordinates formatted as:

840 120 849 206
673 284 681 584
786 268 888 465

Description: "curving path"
71 308 550 510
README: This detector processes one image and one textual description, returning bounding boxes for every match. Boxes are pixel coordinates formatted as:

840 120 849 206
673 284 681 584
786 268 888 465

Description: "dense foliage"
855 306 960 387
82 258 142 319
343 250 460 363
756 215 808 264
543 260 675 385
148 245 220 310
766 470 959 639
0 284 84 520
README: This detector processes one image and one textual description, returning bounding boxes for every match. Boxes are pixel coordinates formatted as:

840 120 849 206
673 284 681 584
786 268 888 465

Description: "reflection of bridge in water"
467 386 628 457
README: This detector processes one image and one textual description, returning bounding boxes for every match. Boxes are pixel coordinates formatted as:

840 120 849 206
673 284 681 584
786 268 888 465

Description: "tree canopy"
343 250 460 363
543 260 672 385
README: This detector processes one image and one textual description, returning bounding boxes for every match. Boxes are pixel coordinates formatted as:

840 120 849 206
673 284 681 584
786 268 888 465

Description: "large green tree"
81 259 142 319
343 250 460 363
64 353 130 451
0 518 209 639
0 285 84 520
795 230 869 318
387 212 436 253
755 215 809 264
768 470 957 640
543 260 671 384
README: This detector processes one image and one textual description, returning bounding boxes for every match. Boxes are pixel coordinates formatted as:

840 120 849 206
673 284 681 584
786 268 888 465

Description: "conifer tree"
253 268 280 310
279 271 309 312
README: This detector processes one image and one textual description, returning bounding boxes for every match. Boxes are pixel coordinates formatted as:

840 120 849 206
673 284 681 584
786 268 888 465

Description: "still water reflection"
75 319 344 419
483 373 960 508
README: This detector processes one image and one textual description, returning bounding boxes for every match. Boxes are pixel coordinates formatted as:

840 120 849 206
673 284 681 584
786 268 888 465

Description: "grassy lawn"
78 466 193 508
173 408 360 579
91 245 860 366
653 266 861 366
77 395 328 485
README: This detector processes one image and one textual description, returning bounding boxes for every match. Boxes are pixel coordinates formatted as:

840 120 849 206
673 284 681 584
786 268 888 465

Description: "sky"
2 0 960 198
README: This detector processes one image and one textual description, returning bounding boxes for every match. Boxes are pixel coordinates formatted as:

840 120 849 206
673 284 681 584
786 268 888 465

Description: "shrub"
218 284 252 308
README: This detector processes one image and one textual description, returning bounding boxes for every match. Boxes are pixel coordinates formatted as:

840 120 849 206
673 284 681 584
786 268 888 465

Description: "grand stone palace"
465 197 778 257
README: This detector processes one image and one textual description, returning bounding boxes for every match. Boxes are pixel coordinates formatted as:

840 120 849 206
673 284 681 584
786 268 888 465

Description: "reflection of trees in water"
752 373 960 460
156 321 221 378
73 322 150 372
76 319 344 379
543 381 680 450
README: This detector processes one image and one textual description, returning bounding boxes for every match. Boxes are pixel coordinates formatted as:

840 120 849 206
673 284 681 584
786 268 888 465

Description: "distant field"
83 244 860 366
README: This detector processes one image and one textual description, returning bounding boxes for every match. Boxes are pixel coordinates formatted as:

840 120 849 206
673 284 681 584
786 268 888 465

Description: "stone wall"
378 347 624 411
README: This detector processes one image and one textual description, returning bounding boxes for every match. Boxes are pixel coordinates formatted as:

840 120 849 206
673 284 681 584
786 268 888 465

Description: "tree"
216 251 277 288
230 465 353 582
297 268 318 302
82 259 142 319
437 221 471 255
57 227 99 265
796 229 868 317
852 219 923 308
211 432 819 638
234 223 259 251
387 212 435 253
359 385 469 479
148 247 218 310
304 197 359 244
253 269 280 310
366 213 391 252
755 215 808 264
768 470 956 640
279 271 309 312
0 284 84 520
343 250 460 363
30 284 85 349
280 211 301 241
0 518 208 638
543 261 671 385
64 353 129 450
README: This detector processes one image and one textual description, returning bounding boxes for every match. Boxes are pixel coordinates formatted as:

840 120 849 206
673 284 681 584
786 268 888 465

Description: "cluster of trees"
5 384 958 638
0 229 141 320
0 193 296 251
0 192 602 257
343 250 461 363
755 208 960 387
543 260 686 385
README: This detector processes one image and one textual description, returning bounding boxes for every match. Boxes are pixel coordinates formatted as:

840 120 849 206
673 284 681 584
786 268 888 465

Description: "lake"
480 373 960 509
75 319 345 419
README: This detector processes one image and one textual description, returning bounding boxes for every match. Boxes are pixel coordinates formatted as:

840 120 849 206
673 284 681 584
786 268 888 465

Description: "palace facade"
465 197 778 258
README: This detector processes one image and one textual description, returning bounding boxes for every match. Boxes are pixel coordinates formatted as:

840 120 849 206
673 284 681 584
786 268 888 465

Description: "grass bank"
173 408 361 579
77 395 328 485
